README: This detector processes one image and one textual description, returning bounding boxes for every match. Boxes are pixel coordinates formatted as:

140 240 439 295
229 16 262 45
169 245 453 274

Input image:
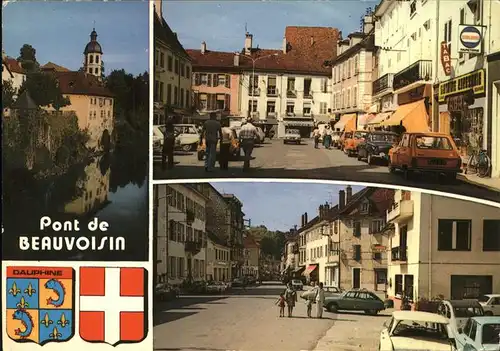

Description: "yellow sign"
438 69 485 103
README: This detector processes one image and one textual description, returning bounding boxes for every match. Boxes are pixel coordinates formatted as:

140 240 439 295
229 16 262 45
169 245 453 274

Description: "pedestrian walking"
284 282 297 317
312 126 320 149
219 118 232 170
239 118 258 171
161 118 176 170
276 293 286 317
201 112 222 172
323 125 332 149
315 282 325 318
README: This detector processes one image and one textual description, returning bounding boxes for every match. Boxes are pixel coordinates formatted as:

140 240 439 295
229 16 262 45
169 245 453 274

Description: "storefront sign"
440 42 452 76
438 69 485 103
447 95 465 112
458 25 483 54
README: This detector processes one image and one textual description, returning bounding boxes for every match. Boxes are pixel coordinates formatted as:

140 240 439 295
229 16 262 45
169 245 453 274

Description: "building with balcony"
238 26 338 137
206 231 230 282
386 189 500 309
372 0 434 132
187 42 242 119
154 1 192 124
330 14 376 131
243 234 260 278
154 184 207 285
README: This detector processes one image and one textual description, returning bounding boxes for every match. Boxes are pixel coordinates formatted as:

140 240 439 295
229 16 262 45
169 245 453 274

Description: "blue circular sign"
460 26 481 49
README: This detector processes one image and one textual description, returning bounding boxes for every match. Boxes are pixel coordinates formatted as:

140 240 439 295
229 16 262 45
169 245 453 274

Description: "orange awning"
344 114 357 132
381 99 430 132
368 112 392 125
303 264 318 276
334 113 356 131
359 113 376 126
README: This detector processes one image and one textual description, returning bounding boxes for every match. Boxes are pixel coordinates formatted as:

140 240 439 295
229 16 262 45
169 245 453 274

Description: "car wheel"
357 153 362 161
190 143 198 151
365 309 379 315
197 151 204 161
182 144 192 152
485 311 494 316
327 303 338 313
367 154 372 165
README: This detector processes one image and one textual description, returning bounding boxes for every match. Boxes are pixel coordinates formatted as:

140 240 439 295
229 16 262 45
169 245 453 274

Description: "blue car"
455 316 500 351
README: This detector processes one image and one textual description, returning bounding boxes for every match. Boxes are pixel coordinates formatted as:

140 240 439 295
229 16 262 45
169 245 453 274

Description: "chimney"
319 205 324 218
301 214 305 227
154 0 162 18
339 190 346 209
244 32 253 55
304 212 308 224
363 15 374 34
346 186 353 204
310 36 314 46
201 41 207 54
324 202 330 212
282 36 287 54
233 52 240 66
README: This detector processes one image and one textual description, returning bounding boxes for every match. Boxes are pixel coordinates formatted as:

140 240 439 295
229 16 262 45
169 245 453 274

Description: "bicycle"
465 148 491 178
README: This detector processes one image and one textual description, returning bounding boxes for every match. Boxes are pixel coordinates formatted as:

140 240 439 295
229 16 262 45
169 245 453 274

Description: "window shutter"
207 74 212 87
225 74 231 88
212 74 217 87
194 73 201 86
225 94 230 111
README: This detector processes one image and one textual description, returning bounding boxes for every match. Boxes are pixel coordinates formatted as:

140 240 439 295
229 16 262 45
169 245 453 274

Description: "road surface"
153 138 500 204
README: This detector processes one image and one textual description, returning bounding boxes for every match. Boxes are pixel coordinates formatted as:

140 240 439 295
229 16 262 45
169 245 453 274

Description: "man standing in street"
200 112 222 172
219 118 232 170
312 125 320 149
315 282 325 318
239 118 258 171
161 118 176 170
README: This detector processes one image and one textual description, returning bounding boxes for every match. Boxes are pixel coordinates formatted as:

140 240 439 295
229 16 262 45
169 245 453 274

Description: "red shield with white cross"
78 267 148 345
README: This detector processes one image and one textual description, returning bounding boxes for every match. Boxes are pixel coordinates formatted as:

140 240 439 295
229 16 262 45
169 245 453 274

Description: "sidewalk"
458 173 500 193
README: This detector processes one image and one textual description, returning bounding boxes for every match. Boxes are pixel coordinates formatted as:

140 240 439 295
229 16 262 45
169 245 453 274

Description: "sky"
211 182 364 232
163 0 378 52
2 1 149 76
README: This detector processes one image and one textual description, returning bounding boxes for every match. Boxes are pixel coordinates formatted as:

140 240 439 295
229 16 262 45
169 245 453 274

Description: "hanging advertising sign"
458 25 484 54
440 42 452 76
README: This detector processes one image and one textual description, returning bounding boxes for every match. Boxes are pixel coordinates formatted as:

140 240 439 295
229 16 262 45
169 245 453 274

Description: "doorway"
353 268 361 289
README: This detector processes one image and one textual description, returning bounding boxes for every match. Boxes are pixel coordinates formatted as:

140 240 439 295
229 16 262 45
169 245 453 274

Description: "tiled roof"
54 71 113 98
339 187 394 215
154 12 190 61
41 62 71 72
4 57 24 74
243 234 259 248
187 26 339 75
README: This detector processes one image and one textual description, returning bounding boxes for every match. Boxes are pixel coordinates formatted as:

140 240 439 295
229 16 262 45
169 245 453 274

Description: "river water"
2 148 149 261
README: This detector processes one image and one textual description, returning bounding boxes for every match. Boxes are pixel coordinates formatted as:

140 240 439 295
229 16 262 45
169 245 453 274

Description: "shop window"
483 220 500 251
438 219 471 251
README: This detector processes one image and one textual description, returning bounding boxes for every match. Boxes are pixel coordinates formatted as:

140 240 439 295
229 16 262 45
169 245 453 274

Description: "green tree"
17 44 39 73
2 79 16 108
19 72 70 110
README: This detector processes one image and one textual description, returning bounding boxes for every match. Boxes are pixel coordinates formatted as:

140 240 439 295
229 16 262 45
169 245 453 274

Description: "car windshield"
482 323 500 344
371 133 397 142
354 132 368 139
478 295 491 303
453 306 484 317
287 129 299 134
415 136 453 150
392 320 449 340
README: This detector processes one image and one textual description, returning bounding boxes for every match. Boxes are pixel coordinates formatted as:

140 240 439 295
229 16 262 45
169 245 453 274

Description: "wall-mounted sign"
458 25 484 54
438 69 485 103
440 42 452 76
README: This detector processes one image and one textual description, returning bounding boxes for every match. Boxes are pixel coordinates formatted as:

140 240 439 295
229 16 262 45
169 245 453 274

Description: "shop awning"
334 113 356 131
303 264 318 276
381 99 430 132
358 113 376 127
283 120 314 127
367 112 392 125
294 266 305 273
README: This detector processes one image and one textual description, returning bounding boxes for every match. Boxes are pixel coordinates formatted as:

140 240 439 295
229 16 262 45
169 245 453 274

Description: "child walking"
276 293 286 317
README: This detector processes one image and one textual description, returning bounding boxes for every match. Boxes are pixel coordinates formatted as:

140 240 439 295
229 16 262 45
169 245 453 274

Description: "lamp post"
243 53 278 118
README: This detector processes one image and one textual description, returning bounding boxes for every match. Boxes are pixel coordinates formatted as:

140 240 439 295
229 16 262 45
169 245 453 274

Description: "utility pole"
431 0 441 132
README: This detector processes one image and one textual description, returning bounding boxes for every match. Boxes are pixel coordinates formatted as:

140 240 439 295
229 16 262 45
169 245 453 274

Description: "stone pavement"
458 173 500 192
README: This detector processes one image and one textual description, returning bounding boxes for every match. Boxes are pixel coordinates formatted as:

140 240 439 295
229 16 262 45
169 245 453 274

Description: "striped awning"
367 112 392 125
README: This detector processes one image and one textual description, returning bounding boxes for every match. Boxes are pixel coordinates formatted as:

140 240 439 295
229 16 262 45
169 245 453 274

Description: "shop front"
438 69 486 165
487 52 500 178
334 113 356 132
366 112 392 130
303 264 318 284
253 117 279 137
280 118 314 138
380 98 430 133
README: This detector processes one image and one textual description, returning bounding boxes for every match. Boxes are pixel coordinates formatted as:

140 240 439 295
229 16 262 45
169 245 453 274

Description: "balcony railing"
393 60 432 91
304 91 313 99
387 200 414 223
249 87 261 96
267 111 277 118
372 73 394 96
185 240 202 254
287 90 297 98
267 87 278 97
391 246 408 261
249 111 260 118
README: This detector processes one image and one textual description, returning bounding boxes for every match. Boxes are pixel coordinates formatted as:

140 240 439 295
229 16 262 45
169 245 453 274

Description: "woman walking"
284 282 297 317
324 125 332 149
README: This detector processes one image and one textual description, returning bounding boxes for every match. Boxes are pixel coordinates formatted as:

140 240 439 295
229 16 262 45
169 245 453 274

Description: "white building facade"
2 54 26 92
386 189 500 308
206 233 230 281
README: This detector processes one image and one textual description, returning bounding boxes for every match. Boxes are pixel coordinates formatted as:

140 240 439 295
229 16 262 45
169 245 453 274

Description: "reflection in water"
2 148 148 261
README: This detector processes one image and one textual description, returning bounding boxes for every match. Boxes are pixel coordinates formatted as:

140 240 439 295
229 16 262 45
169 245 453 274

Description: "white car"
291 279 303 290
206 281 226 293
379 310 457 351
437 300 485 336
153 125 164 153
284 129 301 144
478 294 500 316
455 316 500 351
174 124 200 151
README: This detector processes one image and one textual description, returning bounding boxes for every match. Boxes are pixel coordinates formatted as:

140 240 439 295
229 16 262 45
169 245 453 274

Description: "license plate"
428 158 446 165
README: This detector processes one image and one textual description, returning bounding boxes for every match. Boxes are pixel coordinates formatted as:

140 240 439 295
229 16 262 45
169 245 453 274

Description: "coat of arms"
6 266 75 345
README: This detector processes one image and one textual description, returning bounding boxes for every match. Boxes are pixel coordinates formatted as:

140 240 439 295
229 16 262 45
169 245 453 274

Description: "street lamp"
242 53 278 118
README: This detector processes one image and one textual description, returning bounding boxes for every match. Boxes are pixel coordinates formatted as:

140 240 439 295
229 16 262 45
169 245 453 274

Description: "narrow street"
153 138 500 204
153 283 388 351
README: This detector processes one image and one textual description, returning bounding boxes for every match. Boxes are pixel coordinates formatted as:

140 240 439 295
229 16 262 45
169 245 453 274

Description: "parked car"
173 124 200 152
153 125 180 153
478 294 500 316
379 310 457 351
455 316 500 351
232 277 246 287
197 127 240 161
388 132 462 180
284 129 302 144
291 279 303 291
339 131 353 150
206 281 226 294
357 131 399 165
324 286 343 297
255 127 266 143
155 283 178 301
323 288 385 315
437 300 485 336
344 130 368 156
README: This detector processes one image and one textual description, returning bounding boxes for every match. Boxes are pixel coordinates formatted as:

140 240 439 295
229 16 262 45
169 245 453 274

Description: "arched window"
95 68 99 76
96 55 100 63
89 67 93 74
89 55 94 64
